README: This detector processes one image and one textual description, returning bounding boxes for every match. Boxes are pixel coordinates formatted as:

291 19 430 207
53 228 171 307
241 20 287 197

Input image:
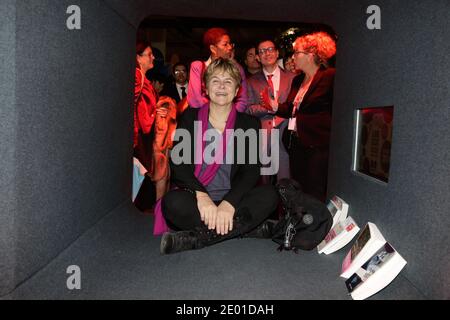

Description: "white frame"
351 108 389 186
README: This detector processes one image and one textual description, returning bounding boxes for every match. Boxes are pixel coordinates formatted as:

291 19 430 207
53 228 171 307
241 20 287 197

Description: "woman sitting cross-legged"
160 58 279 255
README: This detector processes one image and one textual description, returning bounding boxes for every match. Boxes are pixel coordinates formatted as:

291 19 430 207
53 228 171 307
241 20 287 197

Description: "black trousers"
134 176 156 212
133 126 155 172
289 142 329 203
161 185 279 233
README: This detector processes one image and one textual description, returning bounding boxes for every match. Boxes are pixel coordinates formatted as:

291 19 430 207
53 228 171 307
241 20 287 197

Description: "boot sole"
160 232 172 255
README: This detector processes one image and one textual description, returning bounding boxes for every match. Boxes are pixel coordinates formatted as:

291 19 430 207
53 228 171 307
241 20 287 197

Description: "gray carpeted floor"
8 203 426 300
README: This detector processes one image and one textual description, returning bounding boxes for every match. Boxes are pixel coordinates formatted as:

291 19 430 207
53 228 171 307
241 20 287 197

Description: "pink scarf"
153 103 237 235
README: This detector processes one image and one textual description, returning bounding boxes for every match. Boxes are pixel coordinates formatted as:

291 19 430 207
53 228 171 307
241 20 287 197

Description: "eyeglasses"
174 70 186 75
258 47 276 55
217 42 235 49
293 50 310 56
139 53 154 58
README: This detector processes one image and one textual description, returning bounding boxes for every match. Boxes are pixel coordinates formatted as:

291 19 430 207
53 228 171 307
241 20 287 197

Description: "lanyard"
292 76 314 117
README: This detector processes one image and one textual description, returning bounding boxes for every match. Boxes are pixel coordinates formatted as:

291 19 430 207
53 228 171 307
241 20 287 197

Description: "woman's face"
206 70 239 107
137 47 154 72
245 48 260 70
285 57 295 73
211 35 234 59
292 45 314 72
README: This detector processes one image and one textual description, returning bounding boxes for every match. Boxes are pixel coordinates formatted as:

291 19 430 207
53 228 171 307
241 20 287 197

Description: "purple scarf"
153 103 237 235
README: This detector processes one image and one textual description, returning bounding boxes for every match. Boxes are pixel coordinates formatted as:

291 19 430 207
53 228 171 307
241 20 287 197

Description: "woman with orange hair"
261 31 337 202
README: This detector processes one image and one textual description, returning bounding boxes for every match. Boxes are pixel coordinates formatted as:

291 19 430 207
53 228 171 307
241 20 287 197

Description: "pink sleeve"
234 63 249 112
187 61 209 108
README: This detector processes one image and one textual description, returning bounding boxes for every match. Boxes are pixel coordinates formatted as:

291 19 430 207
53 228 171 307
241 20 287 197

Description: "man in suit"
246 39 295 184
243 46 261 77
161 62 189 104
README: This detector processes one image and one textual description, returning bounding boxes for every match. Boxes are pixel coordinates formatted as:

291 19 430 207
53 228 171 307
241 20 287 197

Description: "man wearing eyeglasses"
246 39 295 185
161 62 189 104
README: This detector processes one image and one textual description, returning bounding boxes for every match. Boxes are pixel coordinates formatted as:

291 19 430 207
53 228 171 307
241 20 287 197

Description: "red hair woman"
262 31 337 202
187 28 249 112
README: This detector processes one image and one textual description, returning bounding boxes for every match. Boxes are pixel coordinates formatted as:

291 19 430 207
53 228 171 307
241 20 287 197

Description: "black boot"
160 208 253 255
160 230 204 255
243 219 276 239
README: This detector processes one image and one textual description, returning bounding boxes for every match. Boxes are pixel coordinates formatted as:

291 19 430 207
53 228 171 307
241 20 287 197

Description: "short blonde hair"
293 32 336 67
203 58 242 88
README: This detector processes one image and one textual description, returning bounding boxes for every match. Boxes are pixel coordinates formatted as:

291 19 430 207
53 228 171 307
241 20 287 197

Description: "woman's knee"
162 190 196 220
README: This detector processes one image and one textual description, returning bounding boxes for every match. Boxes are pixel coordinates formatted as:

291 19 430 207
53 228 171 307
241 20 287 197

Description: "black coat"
169 107 261 208
276 67 335 148
161 82 182 104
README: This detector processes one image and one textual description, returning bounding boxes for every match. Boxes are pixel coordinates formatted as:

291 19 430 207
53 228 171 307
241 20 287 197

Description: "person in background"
161 62 189 104
148 72 167 96
151 96 178 201
133 41 168 211
134 41 167 171
246 39 295 185
283 56 297 74
261 32 336 202
187 27 248 112
159 58 278 254
243 46 261 77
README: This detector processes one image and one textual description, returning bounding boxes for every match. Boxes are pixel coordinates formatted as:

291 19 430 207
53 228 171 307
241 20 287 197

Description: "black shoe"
244 219 276 239
160 230 204 255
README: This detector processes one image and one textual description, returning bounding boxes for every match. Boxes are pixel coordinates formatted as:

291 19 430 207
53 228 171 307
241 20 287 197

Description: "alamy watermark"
170 121 280 176
367 5 381 30
66 5 81 30
65 5 380 31
66 265 81 290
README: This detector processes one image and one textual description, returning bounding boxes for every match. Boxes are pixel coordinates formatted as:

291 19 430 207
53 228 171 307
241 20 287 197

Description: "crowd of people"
133 27 337 254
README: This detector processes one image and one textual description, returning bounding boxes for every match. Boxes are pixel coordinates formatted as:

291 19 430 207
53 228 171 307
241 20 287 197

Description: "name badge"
288 117 297 131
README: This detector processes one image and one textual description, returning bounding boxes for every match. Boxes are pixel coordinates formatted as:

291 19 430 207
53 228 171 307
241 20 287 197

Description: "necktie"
180 86 187 98
266 74 274 98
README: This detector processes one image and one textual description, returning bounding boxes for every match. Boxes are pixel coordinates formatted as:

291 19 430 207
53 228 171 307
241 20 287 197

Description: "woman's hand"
156 108 168 118
259 87 278 113
216 200 236 235
156 97 174 118
196 191 217 230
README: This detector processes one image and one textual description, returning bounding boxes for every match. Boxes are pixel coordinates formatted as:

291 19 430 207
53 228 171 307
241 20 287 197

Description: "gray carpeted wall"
0 0 136 296
1 0 449 299
327 0 450 299
0 0 17 296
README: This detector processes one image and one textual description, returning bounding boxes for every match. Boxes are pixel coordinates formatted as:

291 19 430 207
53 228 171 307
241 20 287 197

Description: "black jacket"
169 107 261 208
276 67 335 148
161 82 182 104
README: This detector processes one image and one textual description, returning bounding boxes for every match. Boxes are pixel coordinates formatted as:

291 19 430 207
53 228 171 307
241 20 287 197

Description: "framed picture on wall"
352 106 394 183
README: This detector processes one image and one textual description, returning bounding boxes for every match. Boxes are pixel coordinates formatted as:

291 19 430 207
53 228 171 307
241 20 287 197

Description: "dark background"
137 16 336 65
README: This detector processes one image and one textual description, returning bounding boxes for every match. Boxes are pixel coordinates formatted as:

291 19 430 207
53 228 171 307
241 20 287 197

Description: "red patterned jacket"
134 67 157 147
